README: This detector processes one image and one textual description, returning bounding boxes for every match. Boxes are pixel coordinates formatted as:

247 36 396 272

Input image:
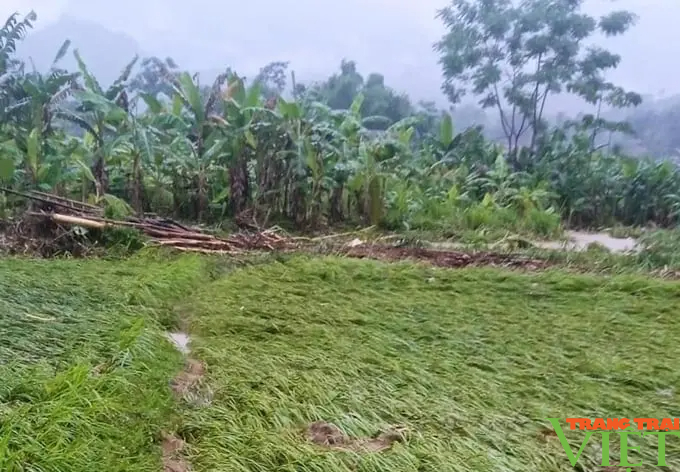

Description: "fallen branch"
141 227 218 241
129 216 195 232
168 246 240 255
151 239 234 248
33 212 216 241
51 213 107 229
292 226 377 242
1 187 102 215
27 189 100 210
21 210 296 254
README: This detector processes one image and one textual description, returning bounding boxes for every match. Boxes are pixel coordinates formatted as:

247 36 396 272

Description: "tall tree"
306 61 415 130
253 61 289 100
128 56 180 99
361 73 413 130
314 59 364 110
435 0 641 162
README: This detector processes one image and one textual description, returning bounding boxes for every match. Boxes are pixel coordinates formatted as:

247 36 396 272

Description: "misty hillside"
10 0 680 119
11 6 680 159
14 9 447 106
2 0 680 160
16 15 144 87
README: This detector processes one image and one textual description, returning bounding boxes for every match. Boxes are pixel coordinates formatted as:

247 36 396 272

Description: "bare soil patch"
161 432 190 472
305 421 407 453
165 358 211 471
171 359 206 397
341 244 551 270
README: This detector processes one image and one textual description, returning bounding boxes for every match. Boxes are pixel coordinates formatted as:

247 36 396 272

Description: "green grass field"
0 253 208 471
2 253 680 471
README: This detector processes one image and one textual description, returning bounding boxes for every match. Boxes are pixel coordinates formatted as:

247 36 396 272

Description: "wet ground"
533 231 638 253
166 332 191 354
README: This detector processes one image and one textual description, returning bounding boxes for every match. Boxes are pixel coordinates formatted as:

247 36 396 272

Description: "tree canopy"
435 0 642 161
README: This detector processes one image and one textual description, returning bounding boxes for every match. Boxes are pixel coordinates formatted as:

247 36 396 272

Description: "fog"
2 0 679 108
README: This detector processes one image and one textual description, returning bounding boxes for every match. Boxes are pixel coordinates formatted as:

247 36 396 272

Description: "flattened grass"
0 252 207 471
3 252 680 471
181 256 680 472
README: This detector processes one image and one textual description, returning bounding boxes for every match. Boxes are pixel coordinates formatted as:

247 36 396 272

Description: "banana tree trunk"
91 129 108 197
330 185 344 223
290 186 306 226
91 153 108 197
229 151 249 216
131 152 143 213
172 174 183 218
197 165 209 221
367 176 383 225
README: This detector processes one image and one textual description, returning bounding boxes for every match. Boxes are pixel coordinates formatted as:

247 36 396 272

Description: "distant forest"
12 10 680 161
5 1 680 233
128 57 680 160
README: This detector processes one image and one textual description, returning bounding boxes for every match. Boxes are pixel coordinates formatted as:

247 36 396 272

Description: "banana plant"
348 141 388 225
221 75 268 216
0 11 36 122
0 138 21 186
277 96 319 223
2 40 79 191
277 95 349 225
56 50 137 196
348 111 416 225
168 71 234 219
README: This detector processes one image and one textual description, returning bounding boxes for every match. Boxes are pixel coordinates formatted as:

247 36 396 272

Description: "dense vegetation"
1 0 680 238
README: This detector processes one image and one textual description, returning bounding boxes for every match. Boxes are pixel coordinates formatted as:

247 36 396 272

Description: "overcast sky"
2 0 678 104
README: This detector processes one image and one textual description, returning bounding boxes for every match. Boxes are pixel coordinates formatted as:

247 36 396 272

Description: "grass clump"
635 228 680 270
180 256 680 471
0 253 207 471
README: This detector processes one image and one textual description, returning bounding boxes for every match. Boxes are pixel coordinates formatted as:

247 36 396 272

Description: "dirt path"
163 329 209 471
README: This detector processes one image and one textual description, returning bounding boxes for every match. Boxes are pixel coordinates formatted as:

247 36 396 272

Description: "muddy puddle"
416 231 638 254
167 332 191 354
534 231 638 253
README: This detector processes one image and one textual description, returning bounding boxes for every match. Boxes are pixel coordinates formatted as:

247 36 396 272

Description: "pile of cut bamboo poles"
1 187 290 253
